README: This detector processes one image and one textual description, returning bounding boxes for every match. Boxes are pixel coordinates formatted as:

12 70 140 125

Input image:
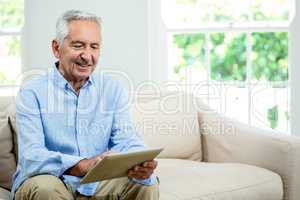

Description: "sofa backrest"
0 91 205 187
0 95 16 190
0 96 16 110
130 91 203 161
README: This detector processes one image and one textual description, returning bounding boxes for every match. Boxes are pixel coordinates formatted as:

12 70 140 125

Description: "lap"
92 177 159 200
15 175 159 200
15 175 74 200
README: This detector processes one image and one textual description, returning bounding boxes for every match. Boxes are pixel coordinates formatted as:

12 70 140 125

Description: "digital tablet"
80 148 163 184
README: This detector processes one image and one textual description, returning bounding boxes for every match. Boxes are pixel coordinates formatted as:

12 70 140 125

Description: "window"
0 0 24 87
160 0 294 133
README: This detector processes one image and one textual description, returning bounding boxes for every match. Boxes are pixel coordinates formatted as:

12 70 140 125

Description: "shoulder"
20 75 48 92
16 71 50 106
19 72 49 95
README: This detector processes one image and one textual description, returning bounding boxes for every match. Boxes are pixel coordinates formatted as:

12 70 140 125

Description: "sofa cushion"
0 187 10 200
130 91 202 161
7 104 17 162
0 107 17 190
156 159 283 200
0 96 15 111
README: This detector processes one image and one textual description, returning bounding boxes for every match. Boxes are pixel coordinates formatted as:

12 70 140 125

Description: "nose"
79 51 92 64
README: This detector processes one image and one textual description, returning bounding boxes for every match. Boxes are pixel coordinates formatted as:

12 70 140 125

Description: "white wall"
291 1 300 135
23 0 150 86
148 0 168 83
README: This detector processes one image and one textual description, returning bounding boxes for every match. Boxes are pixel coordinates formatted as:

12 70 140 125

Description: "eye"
71 42 84 49
73 44 83 49
91 44 100 50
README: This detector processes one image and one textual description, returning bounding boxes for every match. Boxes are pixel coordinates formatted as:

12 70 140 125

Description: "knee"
20 175 70 199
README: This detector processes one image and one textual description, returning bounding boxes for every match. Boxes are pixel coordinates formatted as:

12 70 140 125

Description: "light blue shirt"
11 63 156 199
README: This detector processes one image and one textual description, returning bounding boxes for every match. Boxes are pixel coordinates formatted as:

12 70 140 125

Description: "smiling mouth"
74 63 91 73
75 62 92 67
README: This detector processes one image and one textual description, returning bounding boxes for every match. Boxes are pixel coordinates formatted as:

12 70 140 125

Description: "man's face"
52 20 101 81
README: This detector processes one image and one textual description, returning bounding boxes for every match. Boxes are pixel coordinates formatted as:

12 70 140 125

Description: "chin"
74 73 89 80
76 69 92 78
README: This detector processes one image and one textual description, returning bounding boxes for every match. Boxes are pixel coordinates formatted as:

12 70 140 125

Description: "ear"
52 40 60 59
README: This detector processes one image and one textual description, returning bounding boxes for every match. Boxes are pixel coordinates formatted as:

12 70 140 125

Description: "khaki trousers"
15 175 159 200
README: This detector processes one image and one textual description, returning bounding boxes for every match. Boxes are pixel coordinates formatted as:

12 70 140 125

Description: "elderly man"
11 10 159 200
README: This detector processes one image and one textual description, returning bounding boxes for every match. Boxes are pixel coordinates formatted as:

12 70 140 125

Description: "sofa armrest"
199 111 300 200
0 187 10 200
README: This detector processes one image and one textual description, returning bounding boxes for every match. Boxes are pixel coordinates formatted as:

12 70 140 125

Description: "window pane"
0 36 22 84
210 32 247 81
224 85 249 123
252 0 290 21
161 0 249 26
169 33 207 83
161 0 292 27
161 0 210 27
211 0 249 22
251 85 289 132
194 82 222 113
197 83 249 124
0 0 24 29
252 32 288 81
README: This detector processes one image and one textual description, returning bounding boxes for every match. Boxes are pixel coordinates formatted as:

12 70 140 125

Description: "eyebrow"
70 41 100 46
70 41 84 45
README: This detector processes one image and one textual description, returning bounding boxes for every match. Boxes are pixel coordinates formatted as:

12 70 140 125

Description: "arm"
108 83 147 152
108 83 157 184
200 110 300 200
66 152 111 176
16 88 85 178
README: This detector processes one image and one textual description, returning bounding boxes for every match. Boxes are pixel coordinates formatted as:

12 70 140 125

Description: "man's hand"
65 151 113 177
127 160 158 180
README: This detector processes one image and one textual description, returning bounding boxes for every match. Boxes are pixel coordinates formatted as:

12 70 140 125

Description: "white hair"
55 9 102 46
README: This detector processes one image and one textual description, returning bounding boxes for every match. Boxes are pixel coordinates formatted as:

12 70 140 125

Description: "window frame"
148 0 294 133
0 0 24 89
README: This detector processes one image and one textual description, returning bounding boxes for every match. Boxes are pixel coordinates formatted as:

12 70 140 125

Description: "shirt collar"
51 62 94 90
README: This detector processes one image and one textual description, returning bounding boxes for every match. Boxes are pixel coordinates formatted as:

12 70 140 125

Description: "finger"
142 160 157 169
128 168 153 178
94 155 103 162
104 150 114 155
128 168 150 176
132 166 153 174
128 171 151 180
105 150 118 155
87 159 98 170
101 151 111 157
99 151 113 159
142 160 157 168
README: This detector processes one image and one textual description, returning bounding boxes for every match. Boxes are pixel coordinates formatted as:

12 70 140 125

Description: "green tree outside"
0 0 23 84
171 0 289 131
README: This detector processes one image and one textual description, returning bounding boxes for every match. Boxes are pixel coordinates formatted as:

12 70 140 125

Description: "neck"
69 80 86 94
57 63 88 95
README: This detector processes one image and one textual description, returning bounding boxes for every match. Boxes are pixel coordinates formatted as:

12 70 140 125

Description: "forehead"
67 20 101 43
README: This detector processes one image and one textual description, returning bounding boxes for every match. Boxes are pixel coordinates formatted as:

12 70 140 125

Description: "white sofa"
0 91 300 200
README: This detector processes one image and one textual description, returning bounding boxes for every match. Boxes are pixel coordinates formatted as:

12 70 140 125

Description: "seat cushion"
0 187 10 200
0 105 16 190
156 159 283 200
